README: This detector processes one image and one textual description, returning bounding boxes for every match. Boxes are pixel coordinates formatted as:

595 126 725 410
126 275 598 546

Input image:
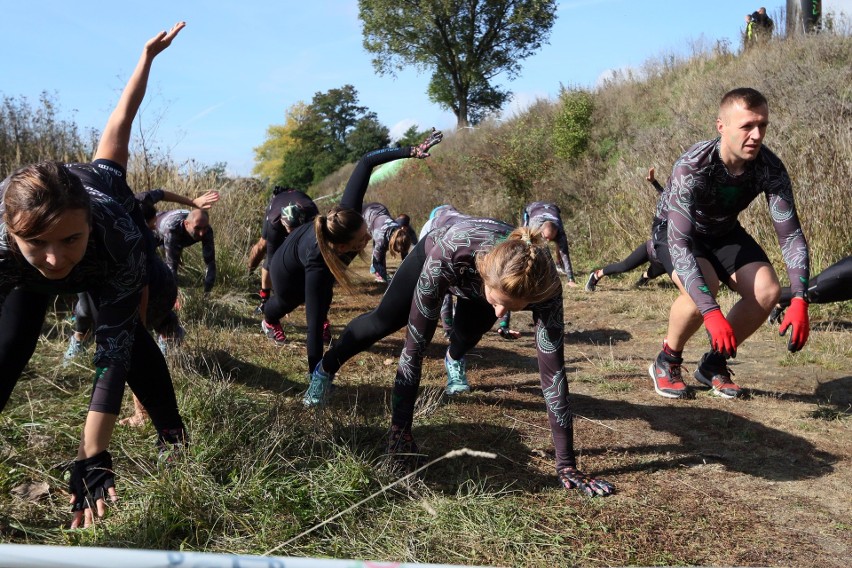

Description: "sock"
660 340 683 362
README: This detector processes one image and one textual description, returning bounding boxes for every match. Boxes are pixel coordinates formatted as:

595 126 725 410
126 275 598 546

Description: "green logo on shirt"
717 185 741 208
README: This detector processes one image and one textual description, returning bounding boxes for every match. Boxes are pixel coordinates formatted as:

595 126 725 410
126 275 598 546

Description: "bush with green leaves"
552 88 594 162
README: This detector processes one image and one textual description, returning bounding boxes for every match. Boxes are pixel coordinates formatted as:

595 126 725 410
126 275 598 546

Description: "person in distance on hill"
259 130 443 384
363 202 417 283
769 255 852 324
0 22 188 529
751 7 774 41
248 185 319 312
649 87 810 400
585 168 667 291
522 201 577 287
304 215 614 496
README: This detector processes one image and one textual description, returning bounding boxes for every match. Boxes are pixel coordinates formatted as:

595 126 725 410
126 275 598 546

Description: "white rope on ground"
264 448 498 557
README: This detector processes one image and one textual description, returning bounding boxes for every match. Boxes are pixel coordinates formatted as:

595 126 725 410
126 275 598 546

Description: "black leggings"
0 288 182 431
322 238 496 380
601 241 666 279
779 255 852 307
0 288 50 412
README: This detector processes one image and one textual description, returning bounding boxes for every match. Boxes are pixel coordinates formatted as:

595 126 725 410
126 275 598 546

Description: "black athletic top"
523 201 575 280
273 145 417 370
263 188 319 260
656 138 809 314
0 172 145 412
155 209 216 292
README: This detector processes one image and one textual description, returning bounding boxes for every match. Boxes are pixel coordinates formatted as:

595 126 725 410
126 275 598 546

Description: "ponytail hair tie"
522 233 532 245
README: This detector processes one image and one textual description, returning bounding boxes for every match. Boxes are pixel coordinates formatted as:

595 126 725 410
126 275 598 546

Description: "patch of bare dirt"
328 272 851 566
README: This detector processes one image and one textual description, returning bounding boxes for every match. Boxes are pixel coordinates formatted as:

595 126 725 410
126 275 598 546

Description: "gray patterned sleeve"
665 163 719 314
531 291 577 470
762 162 809 297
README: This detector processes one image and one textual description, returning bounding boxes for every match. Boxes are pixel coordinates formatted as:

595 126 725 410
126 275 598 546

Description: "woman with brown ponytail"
305 215 614 497
260 130 443 374
362 202 418 283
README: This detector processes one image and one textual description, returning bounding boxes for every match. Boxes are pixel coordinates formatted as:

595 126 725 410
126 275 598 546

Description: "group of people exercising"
2 22 849 529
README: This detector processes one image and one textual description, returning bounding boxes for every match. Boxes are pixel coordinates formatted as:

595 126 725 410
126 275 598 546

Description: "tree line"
253 0 558 189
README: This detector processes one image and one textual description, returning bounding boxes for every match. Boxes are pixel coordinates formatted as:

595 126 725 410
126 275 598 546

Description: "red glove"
779 297 810 352
703 308 737 358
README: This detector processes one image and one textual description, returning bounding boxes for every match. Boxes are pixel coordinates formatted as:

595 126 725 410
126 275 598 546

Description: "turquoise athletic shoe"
303 363 334 407
63 336 87 366
444 350 470 396
157 335 169 356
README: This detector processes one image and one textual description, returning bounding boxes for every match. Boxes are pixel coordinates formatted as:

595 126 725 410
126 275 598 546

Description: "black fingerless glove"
497 326 514 339
69 450 115 512
557 466 615 497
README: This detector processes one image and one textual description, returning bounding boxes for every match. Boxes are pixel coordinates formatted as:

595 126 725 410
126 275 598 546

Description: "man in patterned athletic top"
155 208 216 293
649 87 810 400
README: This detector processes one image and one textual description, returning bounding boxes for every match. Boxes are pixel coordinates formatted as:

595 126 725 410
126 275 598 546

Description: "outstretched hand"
497 327 521 340
144 21 186 59
411 127 443 158
193 190 220 210
646 167 656 184
69 450 118 528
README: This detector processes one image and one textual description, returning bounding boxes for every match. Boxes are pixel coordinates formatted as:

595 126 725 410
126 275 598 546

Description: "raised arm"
339 129 443 212
554 226 576 283
94 22 186 167
161 189 220 210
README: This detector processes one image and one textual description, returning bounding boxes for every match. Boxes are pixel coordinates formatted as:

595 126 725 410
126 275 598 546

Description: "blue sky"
2 1 850 177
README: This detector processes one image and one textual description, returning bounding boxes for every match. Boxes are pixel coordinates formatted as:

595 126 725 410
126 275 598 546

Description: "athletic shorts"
652 220 770 285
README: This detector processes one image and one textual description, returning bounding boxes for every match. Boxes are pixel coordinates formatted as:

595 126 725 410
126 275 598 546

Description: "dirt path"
329 273 851 566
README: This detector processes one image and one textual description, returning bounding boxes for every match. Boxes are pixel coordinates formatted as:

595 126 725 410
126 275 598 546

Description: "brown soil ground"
325 271 851 566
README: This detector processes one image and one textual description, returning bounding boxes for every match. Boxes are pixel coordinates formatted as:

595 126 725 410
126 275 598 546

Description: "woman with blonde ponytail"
305 210 614 497
260 129 443 382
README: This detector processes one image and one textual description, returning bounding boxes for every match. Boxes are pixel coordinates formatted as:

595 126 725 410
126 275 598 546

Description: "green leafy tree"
252 102 309 182
273 85 389 187
359 0 557 127
346 112 390 161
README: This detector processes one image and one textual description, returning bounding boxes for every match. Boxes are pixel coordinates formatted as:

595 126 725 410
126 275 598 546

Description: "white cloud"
389 119 419 141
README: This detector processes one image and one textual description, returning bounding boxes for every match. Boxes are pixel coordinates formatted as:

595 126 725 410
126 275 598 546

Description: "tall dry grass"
361 31 851 276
